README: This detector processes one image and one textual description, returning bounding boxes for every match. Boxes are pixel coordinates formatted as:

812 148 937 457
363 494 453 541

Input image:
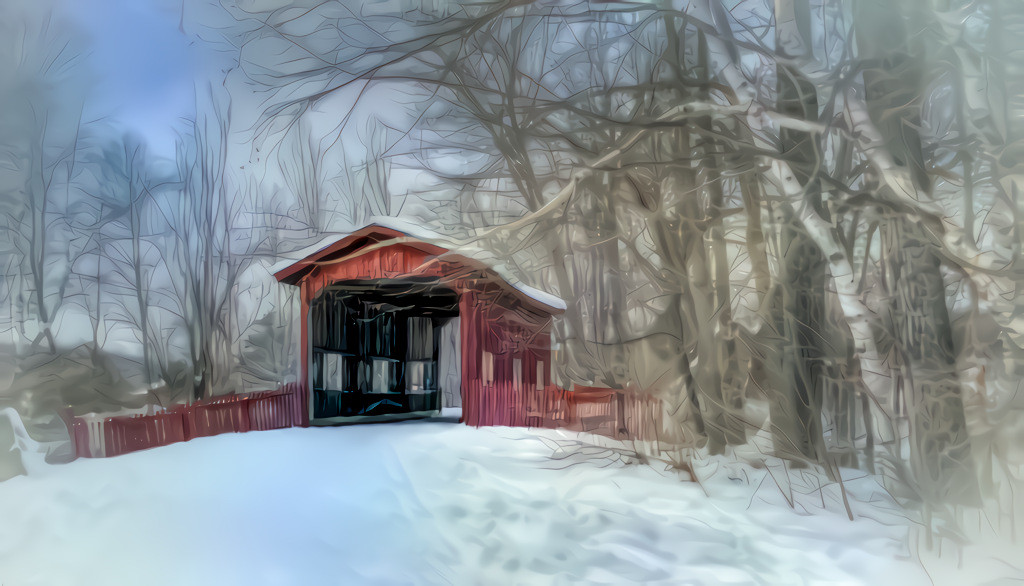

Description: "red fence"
102 411 187 458
464 383 664 442
68 381 660 459
69 383 306 459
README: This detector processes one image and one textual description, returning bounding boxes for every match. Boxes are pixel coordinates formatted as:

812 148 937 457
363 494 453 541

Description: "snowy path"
0 415 931 585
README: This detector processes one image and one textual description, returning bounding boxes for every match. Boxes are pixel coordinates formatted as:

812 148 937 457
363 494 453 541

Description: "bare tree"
168 86 240 402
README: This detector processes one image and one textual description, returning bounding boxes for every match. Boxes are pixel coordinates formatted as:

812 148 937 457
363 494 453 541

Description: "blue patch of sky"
67 0 202 159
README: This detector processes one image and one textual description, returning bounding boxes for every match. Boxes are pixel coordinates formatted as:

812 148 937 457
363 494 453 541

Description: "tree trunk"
770 0 829 462
887 219 978 503
855 0 978 504
131 186 153 386
766 205 828 462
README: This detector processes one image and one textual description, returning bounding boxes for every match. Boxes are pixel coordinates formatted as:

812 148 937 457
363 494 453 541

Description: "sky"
66 0 208 159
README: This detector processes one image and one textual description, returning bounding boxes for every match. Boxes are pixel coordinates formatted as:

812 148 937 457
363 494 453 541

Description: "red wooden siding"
303 244 442 299
460 285 563 428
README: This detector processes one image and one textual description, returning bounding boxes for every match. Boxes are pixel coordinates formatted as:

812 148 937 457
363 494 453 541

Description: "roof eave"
272 224 567 315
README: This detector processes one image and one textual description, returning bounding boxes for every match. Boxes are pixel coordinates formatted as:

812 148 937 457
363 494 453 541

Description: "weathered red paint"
65 381 663 459
300 278 311 426
68 384 305 458
275 225 564 427
456 285 560 428
61 226 667 461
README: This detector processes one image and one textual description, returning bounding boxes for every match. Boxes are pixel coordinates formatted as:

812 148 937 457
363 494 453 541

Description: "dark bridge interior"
309 279 459 421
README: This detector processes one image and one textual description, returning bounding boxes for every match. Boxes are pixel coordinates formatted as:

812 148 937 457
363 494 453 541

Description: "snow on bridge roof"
271 218 567 313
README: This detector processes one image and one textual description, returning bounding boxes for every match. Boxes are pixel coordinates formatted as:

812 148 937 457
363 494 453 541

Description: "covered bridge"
273 224 566 426
60 224 659 460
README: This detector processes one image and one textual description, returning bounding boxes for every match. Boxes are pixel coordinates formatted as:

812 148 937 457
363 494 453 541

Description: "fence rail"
68 381 659 459
69 383 306 459
464 383 664 442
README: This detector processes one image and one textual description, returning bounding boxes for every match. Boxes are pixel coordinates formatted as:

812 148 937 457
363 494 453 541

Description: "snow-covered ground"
0 413 943 585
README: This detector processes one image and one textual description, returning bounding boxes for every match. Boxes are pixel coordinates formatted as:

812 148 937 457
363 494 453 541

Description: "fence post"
240 397 251 434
